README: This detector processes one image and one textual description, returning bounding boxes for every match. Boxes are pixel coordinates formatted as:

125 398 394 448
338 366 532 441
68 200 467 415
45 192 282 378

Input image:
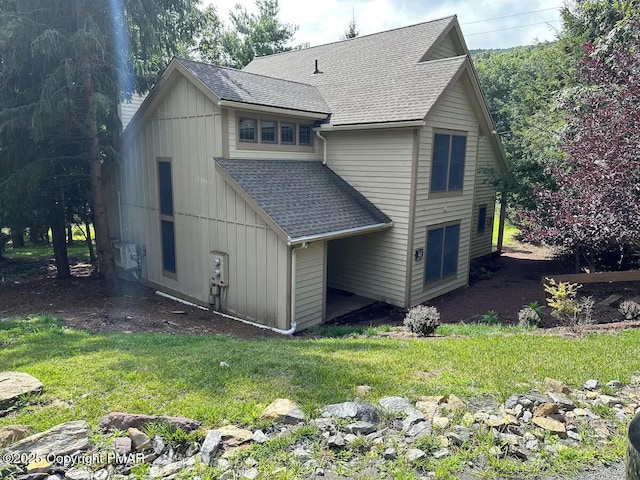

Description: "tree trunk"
51 192 71 278
67 221 74 246
81 57 119 295
627 413 640 479
9 225 24 248
85 213 96 263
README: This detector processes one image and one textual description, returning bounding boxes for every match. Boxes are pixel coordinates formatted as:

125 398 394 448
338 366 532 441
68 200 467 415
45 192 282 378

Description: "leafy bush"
518 306 541 328
619 300 640 320
404 305 440 336
480 310 500 325
544 278 595 327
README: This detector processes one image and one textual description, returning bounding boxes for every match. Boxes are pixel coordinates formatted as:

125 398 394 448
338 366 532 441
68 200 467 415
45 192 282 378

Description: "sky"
203 0 566 50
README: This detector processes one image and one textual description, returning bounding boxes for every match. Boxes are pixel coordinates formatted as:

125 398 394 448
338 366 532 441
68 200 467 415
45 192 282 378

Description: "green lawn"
1 316 633 478
3 243 91 261
492 215 519 247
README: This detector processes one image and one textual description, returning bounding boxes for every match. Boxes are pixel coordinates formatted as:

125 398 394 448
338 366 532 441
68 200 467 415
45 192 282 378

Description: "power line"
466 19 562 37
460 7 563 26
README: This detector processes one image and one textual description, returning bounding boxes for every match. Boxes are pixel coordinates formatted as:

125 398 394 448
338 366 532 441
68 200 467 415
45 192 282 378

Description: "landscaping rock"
128 427 151 451
379 396 411 415
200 430 222 465
321 400 378 423
606 380 622 389
547 392 576 410
243 467 258 479
0 425 33 447
545 378 570 394
327 433 345 448
447 394 466 413
432 416 450 430
258 398 305 424
383 447 397 460
251 430 268 443
5 420 90 457
433 448 450 459
0 372 43 412
405 420 432 438
355 385 373 395
532 417 566 435
594 394 620 407
113 437 132 455
26 458 51 474
345 421 376 435
446 426 471 446
406 448 426 462
216 425 253 446
64 468 92 480
533 402 558 417
98 412 201 432
584 379 600 391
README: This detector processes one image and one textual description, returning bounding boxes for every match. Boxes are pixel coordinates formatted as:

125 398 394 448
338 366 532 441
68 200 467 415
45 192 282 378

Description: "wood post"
627 413 640 479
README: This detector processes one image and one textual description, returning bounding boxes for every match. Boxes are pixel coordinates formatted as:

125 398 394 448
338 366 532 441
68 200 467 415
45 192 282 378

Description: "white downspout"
117 190 124 239
290 242 309 334
315 130 327 165
155 291 299 335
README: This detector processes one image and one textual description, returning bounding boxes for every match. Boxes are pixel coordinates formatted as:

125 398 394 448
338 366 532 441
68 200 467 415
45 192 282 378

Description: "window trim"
238 117 258 143
423 221 461 286
429 130 467 196
157 158 177 279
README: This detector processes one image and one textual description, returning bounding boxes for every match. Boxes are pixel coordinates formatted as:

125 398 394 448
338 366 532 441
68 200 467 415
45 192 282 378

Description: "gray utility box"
210 251 229 287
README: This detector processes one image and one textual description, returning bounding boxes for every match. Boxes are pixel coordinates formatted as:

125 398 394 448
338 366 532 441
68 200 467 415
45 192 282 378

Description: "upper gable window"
239 118 257 142
281 123 296 144
299 125 313 146
260 120 277 143
431 133 466 193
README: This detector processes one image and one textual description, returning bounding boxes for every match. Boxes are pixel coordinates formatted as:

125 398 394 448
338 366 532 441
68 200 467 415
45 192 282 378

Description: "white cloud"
203 0 565 50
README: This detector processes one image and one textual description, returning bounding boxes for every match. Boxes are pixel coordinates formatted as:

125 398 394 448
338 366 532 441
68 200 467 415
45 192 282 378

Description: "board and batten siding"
294 242 326 330
227 109 322 161
410 79 480 305
325 129 414 307
470 136 499 259
117 74 289 329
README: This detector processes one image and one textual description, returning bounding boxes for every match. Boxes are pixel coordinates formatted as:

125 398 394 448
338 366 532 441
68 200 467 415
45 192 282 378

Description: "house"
105 15 508 332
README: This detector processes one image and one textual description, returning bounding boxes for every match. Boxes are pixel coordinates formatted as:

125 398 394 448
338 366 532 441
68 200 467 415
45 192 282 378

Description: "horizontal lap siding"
118 76 289 328
427 33 459 60
411 80 479 305
470 137 498 259
295 242 325 330
325 129 414 307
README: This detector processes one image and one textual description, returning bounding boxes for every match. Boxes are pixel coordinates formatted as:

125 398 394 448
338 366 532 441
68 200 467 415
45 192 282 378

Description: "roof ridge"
176 57 318 89
247 15 456 64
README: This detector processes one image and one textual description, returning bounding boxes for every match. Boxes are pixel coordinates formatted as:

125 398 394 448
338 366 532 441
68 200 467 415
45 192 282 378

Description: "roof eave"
317 120 425 131
288 222 394 246
218 99 330 120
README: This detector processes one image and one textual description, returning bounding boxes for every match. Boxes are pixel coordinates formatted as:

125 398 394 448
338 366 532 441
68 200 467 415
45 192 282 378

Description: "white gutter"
217 100 328 120
315 130 327 165
155 290 297 335
317 120 425 132
287 222 393 246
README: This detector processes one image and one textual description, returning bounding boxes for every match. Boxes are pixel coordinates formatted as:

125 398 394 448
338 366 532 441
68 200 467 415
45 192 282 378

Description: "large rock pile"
1 378 638 479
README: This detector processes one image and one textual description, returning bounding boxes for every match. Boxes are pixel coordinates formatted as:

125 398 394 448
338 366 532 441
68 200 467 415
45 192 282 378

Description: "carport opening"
326 288 377 321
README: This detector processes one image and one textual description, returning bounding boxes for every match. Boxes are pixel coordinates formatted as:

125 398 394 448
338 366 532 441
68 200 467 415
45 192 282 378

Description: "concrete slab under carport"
325 288 378 321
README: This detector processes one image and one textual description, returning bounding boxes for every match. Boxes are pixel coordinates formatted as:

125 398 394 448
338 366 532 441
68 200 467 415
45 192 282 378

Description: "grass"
3 243 91 261
492 210 519 247
0 316 632 478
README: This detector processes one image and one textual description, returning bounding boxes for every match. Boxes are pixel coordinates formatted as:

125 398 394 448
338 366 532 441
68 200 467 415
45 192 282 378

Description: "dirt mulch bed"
1 244 639 338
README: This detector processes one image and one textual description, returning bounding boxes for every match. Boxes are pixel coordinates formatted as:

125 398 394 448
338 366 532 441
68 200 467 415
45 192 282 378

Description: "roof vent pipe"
313 59 322 74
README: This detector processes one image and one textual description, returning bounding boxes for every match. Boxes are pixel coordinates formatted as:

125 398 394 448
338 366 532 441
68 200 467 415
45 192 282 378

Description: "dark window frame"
424 222 460 284
430 132 466 193
157 158 177 278
280 122 296 145
238 118 258 143
260 120 277 144
298 124 313 146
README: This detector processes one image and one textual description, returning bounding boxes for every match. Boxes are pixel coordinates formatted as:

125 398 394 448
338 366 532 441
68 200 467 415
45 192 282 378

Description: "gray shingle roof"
244 17 467 126
177 58 330 115
215 159 393 243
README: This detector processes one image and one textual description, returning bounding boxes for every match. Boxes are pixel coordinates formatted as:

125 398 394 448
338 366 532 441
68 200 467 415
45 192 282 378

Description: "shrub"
404 305 440 336
517 306 541 328
480 310 500 325
620 300 640 320
544 278 595 327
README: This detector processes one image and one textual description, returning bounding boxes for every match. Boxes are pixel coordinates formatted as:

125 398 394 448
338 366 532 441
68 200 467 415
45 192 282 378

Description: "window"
281 123 296 144
260 120 277 143
477 205 487 234
299 125 313 146
431 133 466 192
425 223 460 284
239 118 257 142
158 160 176 275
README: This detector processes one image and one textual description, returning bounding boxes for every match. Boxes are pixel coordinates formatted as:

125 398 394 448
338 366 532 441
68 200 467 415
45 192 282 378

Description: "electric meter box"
210 251 229 286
